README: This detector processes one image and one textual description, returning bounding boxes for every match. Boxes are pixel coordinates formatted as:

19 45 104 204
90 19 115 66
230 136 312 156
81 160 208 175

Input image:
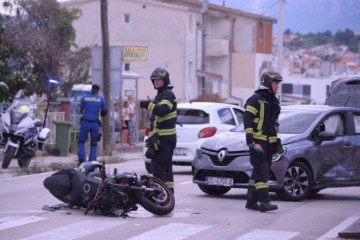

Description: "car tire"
198 184 231 195
145 162 152 174
276 161 313 201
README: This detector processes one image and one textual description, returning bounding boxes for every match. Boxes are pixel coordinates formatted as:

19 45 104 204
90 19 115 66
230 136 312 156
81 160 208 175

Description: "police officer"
244 70 282 212
140 67 177 193
77 84 108 165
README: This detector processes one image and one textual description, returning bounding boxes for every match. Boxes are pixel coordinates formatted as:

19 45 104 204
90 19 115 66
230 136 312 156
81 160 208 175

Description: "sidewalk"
0 143 143 179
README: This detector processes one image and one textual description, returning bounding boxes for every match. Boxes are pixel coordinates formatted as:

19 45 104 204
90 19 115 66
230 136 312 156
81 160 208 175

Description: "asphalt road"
0 151 360 240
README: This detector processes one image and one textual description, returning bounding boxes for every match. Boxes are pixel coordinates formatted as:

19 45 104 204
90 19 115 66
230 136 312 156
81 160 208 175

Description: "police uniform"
140 67 177 192
78 84 108 163
244 70 282 212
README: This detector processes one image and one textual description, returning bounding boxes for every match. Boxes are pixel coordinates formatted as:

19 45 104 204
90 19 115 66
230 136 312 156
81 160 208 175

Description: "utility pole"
277 0 284 74
100 0 111 155
201 0 208 94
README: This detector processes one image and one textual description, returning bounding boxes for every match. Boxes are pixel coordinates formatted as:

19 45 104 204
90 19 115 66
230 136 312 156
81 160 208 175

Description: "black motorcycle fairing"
43 169 86 207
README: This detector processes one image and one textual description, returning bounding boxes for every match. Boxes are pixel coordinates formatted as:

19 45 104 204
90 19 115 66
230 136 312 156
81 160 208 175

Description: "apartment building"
62 0 276 106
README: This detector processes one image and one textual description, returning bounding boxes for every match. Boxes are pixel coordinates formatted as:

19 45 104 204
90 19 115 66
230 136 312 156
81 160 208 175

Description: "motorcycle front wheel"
135 176 175 216
2 146 16 169
18 158 31 168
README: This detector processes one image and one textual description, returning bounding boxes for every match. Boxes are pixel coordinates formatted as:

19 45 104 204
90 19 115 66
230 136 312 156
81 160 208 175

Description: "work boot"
259 202 278 212
77 159 85 167
245 186 259 211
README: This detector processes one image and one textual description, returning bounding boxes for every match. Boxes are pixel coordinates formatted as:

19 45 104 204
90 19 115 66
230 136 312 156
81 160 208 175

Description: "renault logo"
217 149 227 162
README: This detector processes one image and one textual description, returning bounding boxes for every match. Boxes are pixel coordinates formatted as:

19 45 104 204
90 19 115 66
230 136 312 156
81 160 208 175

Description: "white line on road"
177 180 192 185
127 222 211 240
18 219 127 240
317 216 360 240
0 216 47 231
234 229 298 240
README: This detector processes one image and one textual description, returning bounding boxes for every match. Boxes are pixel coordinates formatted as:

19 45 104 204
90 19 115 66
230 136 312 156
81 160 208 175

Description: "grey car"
325 75 360 108
192 105 360 201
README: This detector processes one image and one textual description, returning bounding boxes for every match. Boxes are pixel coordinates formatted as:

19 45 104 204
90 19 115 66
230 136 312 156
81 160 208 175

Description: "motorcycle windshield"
10 110 28 125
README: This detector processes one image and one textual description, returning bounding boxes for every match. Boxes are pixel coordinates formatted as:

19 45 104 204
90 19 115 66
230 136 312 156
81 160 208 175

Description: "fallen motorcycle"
43 161 175 216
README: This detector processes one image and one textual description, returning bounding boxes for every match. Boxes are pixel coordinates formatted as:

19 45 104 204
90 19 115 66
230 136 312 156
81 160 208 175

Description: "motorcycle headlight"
272 147 287 162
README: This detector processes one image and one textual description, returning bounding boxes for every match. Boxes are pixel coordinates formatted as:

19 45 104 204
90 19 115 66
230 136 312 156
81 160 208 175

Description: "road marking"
127 222 211 240
0 216 47 231
177 180 192 185
234 229 298 240
19 219 126 240
317 216 360 240
129 208 194 218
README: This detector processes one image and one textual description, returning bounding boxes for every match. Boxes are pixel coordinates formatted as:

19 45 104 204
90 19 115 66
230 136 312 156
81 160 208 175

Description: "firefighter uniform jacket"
243 90 280 145
141 86 177 142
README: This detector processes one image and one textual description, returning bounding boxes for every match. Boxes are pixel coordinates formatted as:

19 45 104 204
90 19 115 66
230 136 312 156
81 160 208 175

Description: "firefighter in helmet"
139 67 177 193
243 70 283 212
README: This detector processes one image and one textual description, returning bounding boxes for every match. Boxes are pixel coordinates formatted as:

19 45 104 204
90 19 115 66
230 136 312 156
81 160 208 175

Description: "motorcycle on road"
43 161 175 216
0 99 50 169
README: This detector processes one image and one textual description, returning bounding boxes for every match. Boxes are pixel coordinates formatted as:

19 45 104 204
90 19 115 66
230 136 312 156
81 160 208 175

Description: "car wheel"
198 184 231 195
145 162 152 174
276 161 313 201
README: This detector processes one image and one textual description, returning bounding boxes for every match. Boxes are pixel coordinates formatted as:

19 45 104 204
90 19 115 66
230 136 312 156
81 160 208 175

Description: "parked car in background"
192 105 360 201
143 102 244 173
325 75 360 108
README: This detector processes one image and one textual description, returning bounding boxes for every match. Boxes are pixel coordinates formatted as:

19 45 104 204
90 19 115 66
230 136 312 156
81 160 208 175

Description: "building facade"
62 0 276 106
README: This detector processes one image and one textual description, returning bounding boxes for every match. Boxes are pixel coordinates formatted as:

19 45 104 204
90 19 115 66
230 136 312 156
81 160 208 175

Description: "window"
354 114 360 134
177 109 209 124
233 108 244 126
323 114 345 136
124 14 130 23
124 63 130 71
217 108 236 126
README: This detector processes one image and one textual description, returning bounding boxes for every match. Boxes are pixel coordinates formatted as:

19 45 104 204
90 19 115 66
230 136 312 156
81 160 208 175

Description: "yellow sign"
122 46 148 61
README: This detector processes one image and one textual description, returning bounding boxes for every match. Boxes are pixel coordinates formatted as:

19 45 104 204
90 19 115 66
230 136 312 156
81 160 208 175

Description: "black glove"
140 100 150 109
145 147 156 159
145 132 159 148
274 138 284 154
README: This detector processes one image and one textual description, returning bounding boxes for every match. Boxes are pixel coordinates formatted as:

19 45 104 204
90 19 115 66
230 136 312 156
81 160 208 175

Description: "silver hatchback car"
192 105 360 201
143 102 244 173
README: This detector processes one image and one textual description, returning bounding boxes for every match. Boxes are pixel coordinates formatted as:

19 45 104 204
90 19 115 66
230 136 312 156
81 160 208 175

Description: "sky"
210 0 360 35
1 0 359 35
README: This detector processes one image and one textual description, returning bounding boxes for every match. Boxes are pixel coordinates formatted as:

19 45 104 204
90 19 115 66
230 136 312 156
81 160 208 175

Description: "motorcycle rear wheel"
135 176 175 216
2 146 16 169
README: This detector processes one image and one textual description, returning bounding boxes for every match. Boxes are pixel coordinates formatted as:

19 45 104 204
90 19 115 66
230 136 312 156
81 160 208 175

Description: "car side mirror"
316 131 336 144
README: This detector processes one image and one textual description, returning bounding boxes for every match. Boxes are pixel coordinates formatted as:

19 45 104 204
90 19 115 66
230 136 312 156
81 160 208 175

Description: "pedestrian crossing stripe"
0 216 47 231
18 219 126 240
127 223 211 240
234 229 299 240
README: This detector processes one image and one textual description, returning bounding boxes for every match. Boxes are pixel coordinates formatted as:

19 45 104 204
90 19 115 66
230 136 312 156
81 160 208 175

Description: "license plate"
206 176 233 187
174 148 187 156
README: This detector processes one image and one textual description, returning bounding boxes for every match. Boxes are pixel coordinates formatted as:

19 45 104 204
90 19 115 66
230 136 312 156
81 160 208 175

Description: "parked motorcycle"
43 161 175 216
0 99 50 169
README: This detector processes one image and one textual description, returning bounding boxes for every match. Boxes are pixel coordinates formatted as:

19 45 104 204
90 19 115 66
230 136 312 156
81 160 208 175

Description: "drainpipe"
229 16 244 107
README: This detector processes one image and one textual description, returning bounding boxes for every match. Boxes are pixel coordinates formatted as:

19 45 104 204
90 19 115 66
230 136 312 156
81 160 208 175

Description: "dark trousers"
249 139 274 203
151 139 176 189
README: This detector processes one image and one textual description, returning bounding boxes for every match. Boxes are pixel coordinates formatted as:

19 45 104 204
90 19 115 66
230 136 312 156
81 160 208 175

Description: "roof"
178 101 241 109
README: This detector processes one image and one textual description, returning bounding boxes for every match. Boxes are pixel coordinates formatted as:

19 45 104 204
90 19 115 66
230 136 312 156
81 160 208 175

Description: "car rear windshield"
177 109 209 124
332 80 360 95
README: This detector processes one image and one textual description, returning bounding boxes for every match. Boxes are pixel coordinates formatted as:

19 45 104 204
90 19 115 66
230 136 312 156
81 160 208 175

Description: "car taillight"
145 128 150 137
198 127 217 138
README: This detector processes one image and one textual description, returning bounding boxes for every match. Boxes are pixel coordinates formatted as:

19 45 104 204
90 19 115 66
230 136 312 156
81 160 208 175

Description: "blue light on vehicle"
48 77 59 85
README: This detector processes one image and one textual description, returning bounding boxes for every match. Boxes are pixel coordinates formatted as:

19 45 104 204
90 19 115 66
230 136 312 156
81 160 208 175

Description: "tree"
1 0 90 101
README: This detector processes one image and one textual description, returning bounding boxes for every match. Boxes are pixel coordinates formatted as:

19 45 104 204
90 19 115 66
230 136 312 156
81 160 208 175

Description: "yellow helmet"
18 105 30 113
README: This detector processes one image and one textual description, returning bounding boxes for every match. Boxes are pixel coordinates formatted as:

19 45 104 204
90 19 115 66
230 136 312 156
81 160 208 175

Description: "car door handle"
342 143 354 149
